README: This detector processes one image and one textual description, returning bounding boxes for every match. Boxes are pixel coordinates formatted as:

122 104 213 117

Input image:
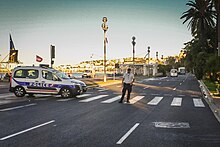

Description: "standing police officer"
119 68 135 103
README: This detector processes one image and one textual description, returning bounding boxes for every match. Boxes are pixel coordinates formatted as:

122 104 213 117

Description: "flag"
8 34 18 63
10 34 15 50
36 55 43 62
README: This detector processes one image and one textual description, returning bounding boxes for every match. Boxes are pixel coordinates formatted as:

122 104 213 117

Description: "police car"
9 66 85 98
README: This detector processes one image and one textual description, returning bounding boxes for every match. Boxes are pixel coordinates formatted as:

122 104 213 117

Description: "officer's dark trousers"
120 83 132 102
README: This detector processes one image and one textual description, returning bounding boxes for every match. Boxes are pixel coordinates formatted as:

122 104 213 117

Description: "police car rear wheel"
14 86 25 97
61 88 72 98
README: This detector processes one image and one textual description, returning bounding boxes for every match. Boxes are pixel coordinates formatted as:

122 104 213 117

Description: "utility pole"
132 36 136 74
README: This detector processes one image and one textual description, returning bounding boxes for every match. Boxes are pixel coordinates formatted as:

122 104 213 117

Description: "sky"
0 0 192 66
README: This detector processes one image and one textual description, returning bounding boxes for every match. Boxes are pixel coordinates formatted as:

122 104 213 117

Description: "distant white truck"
170 69 178 77
178 67 186 75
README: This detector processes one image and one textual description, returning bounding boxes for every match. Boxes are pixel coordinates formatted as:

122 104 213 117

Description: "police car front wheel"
14 86 26 97
60 88 72 98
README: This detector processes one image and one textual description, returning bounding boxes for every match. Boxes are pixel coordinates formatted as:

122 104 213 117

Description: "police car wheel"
14 86 25 97
61 88 72 98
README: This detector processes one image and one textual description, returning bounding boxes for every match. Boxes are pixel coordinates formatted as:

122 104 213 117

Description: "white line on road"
130 96 145 104
0 103 37 112
151 94 159 96
0 93 14 99
193 99 205 107
76 94 92 98
0 120 55 141
98 89 107 92
116 123 140 144
177 95 185 97
56 98 73 102
79 95 108 102
101 96 121 103
171 97 182 107
147 97 163 105
164 94 172 96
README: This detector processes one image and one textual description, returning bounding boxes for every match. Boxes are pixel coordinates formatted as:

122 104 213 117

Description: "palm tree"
181 0 216 43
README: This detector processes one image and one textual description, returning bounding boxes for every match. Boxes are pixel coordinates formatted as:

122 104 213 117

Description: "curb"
87 81 121 88
198 80 220 123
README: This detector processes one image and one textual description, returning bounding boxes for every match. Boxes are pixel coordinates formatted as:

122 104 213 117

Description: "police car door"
25 69 41 93
41 70 60 94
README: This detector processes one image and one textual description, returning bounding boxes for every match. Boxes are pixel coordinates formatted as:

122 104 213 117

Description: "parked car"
82 70 95 78
9 66 83 98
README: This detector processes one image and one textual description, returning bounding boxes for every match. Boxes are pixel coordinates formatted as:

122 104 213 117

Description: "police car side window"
27 69 39 79
14 69 26 78
14 69 38 79
42 70 59 81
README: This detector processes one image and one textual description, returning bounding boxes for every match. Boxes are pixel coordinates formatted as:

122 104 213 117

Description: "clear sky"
0 0 191 66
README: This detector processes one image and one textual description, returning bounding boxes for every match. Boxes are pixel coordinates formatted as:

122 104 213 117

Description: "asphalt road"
0 74 220 147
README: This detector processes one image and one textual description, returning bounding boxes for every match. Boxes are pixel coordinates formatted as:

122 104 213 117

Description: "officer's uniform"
119 72 134 103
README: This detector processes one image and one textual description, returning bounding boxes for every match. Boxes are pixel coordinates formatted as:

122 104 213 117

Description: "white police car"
9 66 84 98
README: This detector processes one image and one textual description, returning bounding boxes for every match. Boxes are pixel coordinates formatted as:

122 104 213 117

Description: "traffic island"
199 80 220 123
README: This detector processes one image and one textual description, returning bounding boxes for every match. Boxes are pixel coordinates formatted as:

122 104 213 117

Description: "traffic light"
51 45 55 59
8 50 18 63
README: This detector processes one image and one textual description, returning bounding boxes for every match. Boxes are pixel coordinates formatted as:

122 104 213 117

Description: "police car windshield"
55 71 70 80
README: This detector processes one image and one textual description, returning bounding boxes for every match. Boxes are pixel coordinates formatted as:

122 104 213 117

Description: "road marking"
130 96 145 104
193 99 205 107
177 95 185 97
0 103 37 112
79 95 108 102
98 89 107 92
0 120 55 141
101 96 121 103
153 122 190 129
164 94 172 96
173 88 176 91
0 93 14 99
171 97 182 107
147 97 163 105
116 123 140 144
76 94 91 98
116 85 122 88
143 87 148 89
56 98 72 102
151 94 159 96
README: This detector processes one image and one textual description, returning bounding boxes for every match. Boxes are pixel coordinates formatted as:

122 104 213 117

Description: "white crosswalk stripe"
0 93 14 99
147 97 163 105
171 97 182 107
193 99 205 107
101 96 121 103
79 95 108 102
77 94 92 98
130 96 145 104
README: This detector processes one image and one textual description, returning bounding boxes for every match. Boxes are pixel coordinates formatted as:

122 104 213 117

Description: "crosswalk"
0 93 206 108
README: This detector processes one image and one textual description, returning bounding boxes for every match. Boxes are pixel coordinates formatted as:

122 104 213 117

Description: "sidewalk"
199 80 220 123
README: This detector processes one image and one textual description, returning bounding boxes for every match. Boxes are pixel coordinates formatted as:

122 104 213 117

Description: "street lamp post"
132 36 136 74
101 17 108 82
147 46 150 76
